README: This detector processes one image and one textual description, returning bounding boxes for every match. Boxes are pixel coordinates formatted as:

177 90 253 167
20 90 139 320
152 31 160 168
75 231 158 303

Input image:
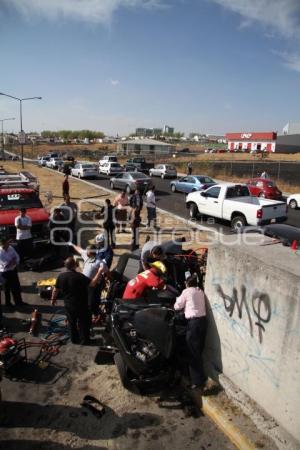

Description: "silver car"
149 164 177 179
38 156 50 167
71 163 98 179
110 172 152 194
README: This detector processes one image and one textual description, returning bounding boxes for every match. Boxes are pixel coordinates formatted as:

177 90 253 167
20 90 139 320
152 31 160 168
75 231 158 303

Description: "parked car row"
39 153 300 214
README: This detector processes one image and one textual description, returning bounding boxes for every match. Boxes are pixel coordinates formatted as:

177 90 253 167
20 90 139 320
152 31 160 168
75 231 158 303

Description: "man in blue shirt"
95 233 114 269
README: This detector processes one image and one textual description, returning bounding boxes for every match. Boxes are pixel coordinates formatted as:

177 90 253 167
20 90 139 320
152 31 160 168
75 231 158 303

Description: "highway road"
85 173 300 232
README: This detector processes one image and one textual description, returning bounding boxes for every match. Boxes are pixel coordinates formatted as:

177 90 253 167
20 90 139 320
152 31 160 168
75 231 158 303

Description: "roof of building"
118 139 172 146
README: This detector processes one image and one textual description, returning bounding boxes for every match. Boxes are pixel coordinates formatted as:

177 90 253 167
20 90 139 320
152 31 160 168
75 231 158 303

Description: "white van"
99 155 118 168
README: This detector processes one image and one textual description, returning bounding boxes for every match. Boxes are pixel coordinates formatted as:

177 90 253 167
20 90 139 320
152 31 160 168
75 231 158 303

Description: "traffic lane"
89 175 235 235
88 174 300 231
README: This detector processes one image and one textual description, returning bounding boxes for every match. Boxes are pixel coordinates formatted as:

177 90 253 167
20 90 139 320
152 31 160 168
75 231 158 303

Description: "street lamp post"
0 92 42 168
0 117 15 160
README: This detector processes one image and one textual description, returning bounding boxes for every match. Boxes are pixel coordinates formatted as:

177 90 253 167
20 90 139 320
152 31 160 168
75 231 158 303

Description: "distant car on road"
99 155 118 170
149 164 177 179
99 162 123 176
110 171 152 194
71 163 98 179
124 157 153 174
170 175 216 193
247 178 282 200
287 193 300 210
46 152 60 159
38 156 50 167
46 158 63 169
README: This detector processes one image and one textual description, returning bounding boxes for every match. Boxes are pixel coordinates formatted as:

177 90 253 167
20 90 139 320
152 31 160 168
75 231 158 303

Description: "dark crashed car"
238 224 300 247
104 240 207 394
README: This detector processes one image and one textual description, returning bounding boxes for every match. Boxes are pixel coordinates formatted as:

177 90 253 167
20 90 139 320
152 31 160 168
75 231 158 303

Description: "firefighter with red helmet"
122 261 167 300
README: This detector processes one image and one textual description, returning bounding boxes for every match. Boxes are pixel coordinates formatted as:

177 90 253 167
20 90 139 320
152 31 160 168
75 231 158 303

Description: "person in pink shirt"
114 190 128 233
174 274 207 390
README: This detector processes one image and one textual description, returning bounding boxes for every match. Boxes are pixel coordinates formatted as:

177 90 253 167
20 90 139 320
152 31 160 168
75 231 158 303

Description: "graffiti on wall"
215 284 271 343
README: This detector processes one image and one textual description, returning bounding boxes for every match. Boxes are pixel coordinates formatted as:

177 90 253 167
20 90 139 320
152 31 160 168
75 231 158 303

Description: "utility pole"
0 92 42 168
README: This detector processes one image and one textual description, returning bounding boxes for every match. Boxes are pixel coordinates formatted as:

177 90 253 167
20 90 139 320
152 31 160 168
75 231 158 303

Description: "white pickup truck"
186 183 287 230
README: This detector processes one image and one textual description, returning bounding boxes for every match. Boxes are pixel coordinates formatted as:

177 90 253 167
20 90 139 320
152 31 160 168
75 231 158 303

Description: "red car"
247 178 282 200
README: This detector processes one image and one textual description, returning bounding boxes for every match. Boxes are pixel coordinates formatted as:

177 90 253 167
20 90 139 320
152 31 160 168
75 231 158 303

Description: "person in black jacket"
100 199 116 248
51 257 93 344
129 189 143 212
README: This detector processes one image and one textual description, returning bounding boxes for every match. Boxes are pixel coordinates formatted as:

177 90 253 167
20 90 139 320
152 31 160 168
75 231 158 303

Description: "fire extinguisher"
29 309 42 336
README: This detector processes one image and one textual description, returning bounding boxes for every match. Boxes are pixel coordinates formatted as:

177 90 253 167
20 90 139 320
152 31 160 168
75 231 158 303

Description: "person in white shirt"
174 274 207 390
0 237 25 307
15 207 32 262
145 186 157 229
71 243 108 317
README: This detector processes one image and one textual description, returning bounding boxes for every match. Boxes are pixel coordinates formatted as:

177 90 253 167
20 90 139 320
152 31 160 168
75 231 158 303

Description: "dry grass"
9 142 116 160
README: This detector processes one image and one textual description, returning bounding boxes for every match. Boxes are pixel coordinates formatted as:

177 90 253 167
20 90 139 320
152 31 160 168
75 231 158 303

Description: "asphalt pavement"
86 174 300 232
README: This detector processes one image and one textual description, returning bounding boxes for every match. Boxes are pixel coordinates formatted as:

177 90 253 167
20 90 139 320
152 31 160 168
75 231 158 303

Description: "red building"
226 132 277 152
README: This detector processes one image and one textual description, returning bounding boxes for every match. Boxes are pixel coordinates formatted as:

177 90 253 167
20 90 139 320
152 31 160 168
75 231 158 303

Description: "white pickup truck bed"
186 183 287 230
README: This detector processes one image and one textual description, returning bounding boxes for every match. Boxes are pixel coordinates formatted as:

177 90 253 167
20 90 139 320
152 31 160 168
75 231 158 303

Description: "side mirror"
201 192 207 197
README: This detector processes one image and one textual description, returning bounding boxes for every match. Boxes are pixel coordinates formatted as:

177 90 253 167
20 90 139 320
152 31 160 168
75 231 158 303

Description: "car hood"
0 208 49 225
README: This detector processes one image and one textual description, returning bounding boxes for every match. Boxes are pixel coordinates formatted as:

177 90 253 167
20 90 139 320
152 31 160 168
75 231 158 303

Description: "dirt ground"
0 162 233 450
0 263 234 450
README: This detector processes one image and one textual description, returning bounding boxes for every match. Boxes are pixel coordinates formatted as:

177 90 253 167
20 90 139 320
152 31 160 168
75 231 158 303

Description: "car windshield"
111 163 121 167
165 165 175 170
131 173 148 179
0 193 43 210
196 176 214 183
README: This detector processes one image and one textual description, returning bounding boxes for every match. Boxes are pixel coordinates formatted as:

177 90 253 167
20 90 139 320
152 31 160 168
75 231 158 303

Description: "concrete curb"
199 396 256 450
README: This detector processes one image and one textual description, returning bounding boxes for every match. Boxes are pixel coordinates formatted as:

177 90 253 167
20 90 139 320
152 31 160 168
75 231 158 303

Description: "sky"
0 0 300 136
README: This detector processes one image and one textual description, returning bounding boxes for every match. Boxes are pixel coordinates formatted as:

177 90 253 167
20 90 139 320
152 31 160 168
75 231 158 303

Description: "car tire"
171 184 176 193
189 202 198 219
114 353 140 394
110 182 115 189
126 185 131 194
231 215 247 230
289 199 298 209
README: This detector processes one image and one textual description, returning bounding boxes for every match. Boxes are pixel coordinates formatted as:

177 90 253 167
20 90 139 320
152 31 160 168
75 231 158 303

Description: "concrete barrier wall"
204 236 300 442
